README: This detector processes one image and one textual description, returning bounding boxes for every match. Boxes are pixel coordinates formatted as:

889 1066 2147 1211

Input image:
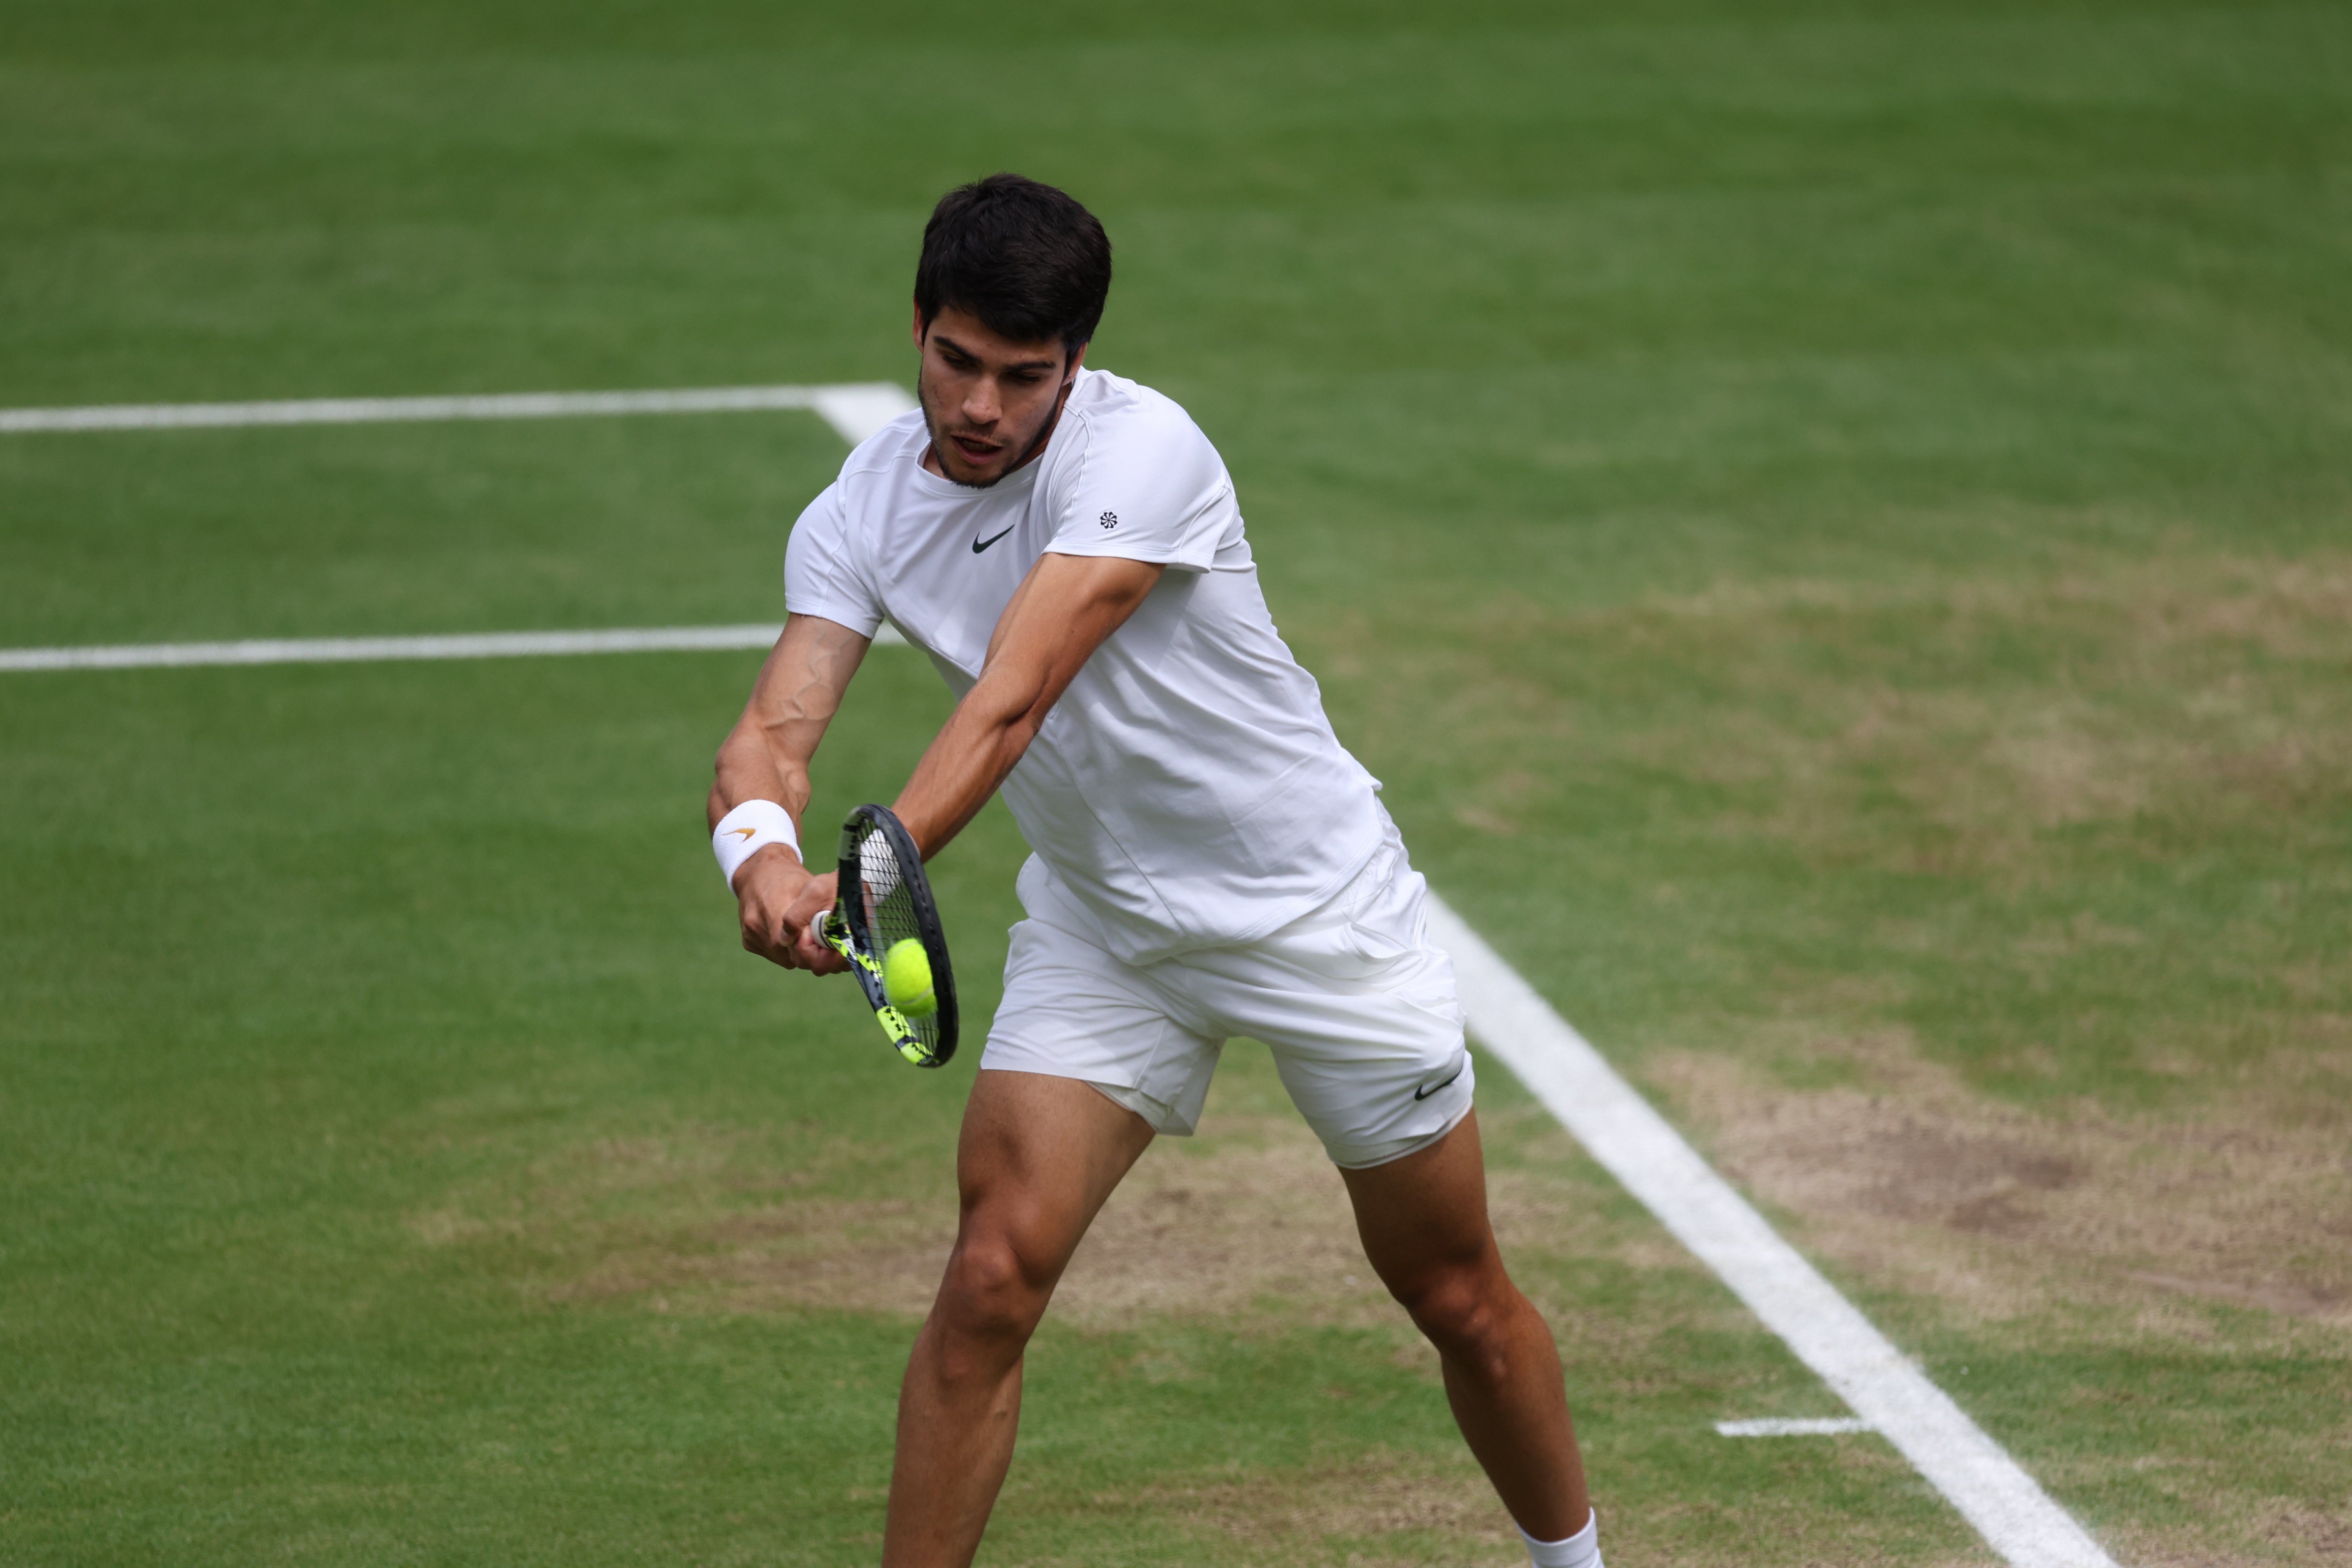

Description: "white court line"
1717 1417 1877 1437
0 622 910 673
1 376 2116 1564
0 382 920 675
0 382 916 447
1427 900 2118 1568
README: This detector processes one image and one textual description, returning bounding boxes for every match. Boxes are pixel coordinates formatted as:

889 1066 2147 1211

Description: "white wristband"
713 799 800 889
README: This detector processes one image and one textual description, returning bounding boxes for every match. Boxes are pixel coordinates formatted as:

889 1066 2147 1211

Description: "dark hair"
914 174 1112 356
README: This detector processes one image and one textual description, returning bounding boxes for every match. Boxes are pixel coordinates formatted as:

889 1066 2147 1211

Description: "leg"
883 1069 1155 1568
1341 1111 1591 1541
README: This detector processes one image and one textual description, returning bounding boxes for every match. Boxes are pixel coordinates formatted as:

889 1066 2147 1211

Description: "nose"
962 377 1000 427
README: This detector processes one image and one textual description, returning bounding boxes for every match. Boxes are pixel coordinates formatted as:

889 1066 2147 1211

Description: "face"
912 303 1086 486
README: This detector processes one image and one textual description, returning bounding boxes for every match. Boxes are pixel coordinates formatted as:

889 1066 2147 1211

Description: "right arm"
709 613 870 971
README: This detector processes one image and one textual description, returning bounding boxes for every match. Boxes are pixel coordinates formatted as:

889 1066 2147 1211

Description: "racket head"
829 803 958 1068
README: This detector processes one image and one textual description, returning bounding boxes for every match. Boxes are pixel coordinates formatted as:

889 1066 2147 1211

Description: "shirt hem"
784 600 886 640
1043 539 1216 572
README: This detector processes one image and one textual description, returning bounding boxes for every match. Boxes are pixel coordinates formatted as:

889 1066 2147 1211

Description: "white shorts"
982 815 1474 1169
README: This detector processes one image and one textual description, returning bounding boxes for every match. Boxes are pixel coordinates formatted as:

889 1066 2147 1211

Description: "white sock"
1519 1508 1600 1568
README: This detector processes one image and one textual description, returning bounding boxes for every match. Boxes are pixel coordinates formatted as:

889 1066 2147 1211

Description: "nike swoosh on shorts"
1413 1061 1466 1101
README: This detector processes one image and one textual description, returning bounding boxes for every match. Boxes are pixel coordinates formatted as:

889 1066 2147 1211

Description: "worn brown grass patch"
1390 550 2352 880
402 1123 954 1315
404 1083 1655 1338
1135 1446 1517 1566
1637 555 2352 876
1647 1029 2352 1336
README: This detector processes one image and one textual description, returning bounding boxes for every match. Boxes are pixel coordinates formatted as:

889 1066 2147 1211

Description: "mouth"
946 432 1004 465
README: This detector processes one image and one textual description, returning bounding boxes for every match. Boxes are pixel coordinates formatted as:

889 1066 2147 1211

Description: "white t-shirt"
785 367 1387 964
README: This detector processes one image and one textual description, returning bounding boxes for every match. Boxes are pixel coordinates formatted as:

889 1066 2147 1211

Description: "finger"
746 911 802 970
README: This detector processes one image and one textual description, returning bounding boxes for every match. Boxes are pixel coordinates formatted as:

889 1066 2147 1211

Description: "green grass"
4 1 2348 1563
0 417 850 644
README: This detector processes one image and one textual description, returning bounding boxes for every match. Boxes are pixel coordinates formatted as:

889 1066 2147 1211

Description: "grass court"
3 2 2347 1563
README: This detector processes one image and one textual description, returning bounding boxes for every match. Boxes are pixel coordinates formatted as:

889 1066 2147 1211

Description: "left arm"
893 551 1164 857
775 551 1161 956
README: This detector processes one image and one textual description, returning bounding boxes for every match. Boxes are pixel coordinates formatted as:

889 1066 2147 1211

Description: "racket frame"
822 802 958 1068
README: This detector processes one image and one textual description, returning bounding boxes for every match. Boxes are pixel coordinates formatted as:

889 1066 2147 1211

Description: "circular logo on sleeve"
1099 510 1119 529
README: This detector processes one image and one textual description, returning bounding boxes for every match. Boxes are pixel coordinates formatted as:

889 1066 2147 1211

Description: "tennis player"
708 174 1600 1568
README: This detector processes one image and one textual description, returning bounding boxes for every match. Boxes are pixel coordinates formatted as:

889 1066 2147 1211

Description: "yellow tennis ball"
882 938 936 1018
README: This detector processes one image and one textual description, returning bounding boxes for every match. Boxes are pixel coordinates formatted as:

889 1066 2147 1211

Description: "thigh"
1338 1111 1501 1294
953 1068 1158 1285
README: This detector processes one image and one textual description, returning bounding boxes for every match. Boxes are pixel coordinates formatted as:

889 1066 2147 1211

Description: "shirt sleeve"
783 483 886 638
1043 396 1236 573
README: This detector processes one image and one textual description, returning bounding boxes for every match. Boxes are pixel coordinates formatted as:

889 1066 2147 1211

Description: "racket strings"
858 832 921 949
853 825 944 1054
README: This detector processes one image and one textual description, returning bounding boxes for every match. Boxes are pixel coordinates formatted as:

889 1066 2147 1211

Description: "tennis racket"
820 803 958 1068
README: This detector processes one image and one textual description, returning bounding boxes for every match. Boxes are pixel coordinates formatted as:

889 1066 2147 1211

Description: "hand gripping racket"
821 803 958 1068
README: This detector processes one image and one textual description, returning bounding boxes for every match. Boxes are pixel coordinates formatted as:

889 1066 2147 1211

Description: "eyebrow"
931 331 1062 374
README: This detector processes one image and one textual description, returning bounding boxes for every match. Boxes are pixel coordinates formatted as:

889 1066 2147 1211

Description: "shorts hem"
1083 1078 1198 1137
1321 1096 1474 1171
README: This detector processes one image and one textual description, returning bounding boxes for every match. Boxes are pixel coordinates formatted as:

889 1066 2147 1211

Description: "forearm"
709 726 812 831
890 684 1044 859
707 613 868 834
708 731 815 900
887 553 1163 862
708 615 869 974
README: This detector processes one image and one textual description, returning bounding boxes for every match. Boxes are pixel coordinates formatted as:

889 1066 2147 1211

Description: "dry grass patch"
1053 1116 1394 1330
2107 1495 2352 1568
1059 1104 1671 1337
1635 554 2352 874
1632 1029 2352 1566
1125 1446 1520 1567
1388 548 2352 880
404 1123 956 1315
1646 1029 2352 1336
403 1086 1661 1338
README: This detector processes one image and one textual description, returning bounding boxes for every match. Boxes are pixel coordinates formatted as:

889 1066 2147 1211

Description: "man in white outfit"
708 174 1600 1568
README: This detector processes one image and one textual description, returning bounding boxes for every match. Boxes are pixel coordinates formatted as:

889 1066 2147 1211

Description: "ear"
1064 341 1089 384
911 300 928 350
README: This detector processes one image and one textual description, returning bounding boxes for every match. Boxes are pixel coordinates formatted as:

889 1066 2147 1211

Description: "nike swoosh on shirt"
1412 1061 1466 1102
971 525 1017 554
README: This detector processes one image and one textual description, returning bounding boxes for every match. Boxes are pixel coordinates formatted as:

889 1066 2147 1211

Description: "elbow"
998 708 1051 769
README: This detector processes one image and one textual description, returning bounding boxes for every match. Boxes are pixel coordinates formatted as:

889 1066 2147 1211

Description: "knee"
1392 1263 1521 1362
935 1231 1053 1351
